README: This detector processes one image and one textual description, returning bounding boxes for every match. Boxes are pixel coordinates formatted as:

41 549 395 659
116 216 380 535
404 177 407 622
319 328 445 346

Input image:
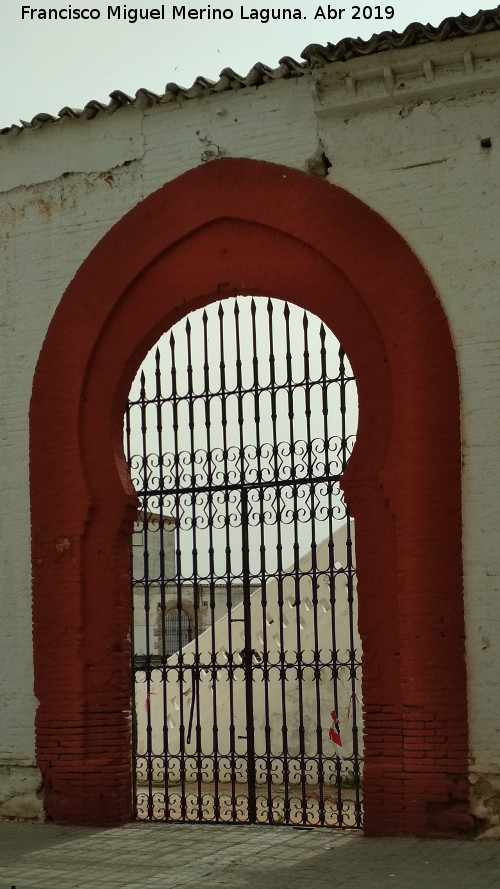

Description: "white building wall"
312 47 500 783
136 523 359 758
0 27 499 823
131 517 248 656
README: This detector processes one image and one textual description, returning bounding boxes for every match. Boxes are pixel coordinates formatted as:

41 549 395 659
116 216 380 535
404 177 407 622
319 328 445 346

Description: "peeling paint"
470 772 500 838
306 145 332 178
0 766 44 821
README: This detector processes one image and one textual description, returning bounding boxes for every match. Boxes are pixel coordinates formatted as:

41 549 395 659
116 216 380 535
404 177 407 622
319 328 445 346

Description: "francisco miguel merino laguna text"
21 4 311 21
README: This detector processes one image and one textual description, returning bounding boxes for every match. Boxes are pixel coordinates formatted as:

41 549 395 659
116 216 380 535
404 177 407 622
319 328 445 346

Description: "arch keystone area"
30 158 469 835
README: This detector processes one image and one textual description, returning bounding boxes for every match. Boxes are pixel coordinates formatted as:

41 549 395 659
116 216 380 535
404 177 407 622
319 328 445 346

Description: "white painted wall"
1 27 499 821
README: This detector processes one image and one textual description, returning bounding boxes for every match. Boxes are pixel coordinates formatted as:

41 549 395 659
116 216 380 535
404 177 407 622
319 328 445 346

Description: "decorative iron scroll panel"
125 297 362 827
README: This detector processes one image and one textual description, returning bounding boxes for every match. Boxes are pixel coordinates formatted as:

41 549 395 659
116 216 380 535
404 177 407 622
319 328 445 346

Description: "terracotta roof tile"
301 5 500 63
1 5 499 136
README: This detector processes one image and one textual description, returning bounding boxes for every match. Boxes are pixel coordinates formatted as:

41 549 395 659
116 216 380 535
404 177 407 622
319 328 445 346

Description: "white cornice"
313 32 500 117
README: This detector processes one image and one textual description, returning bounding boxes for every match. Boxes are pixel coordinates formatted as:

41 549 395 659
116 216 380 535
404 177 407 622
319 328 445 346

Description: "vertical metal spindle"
125 399 139 819
154 347 170 817
284 303 307 824
340 347 361 825
251 298 270 822
201 308 220 820
235 300 256 823
304 316 325 825
185 317 203 818
137 371 155 818
267 299 290 824
339 348 349 473
323 342 344 824
318 323 338 824
218 302 237 823
168 330 187 820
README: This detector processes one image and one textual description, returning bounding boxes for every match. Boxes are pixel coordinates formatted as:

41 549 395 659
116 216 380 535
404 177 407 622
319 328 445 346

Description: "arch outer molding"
30 158 470 836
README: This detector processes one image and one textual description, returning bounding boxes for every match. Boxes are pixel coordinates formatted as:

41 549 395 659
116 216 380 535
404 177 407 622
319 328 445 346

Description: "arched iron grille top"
125 297 362 827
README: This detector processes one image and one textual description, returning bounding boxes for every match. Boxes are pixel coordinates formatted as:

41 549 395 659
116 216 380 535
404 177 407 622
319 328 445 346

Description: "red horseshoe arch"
30 158 470 836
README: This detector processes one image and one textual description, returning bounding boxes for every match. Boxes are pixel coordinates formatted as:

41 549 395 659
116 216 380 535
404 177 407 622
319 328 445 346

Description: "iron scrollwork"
126 298 362 828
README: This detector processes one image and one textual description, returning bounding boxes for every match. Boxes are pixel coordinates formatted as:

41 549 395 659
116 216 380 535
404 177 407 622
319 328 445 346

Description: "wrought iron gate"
125 297 362 827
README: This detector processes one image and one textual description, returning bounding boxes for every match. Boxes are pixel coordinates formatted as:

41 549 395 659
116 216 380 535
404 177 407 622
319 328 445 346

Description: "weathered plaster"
0 765 43 820
0 26 499 829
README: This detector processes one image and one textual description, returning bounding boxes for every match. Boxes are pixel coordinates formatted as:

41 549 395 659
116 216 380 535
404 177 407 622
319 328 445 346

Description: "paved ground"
0 821 500 889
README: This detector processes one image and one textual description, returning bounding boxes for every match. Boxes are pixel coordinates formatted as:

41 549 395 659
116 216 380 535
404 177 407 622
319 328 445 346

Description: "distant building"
132 512 255 657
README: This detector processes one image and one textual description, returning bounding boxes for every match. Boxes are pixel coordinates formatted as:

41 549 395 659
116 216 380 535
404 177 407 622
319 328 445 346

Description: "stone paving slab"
0 822 499 889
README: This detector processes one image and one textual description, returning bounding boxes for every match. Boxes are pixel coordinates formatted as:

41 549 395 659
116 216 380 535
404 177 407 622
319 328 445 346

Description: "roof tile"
1 6 499 137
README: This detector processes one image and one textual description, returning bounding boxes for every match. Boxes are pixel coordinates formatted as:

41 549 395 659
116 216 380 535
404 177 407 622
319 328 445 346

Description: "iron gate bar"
125 402 139 820
202 310 221 821
186 317 203 820
169 329 187 821
305 316 326 825
153 348 172 821
284 302 307 822
267 300 291 824
235 303 257 823
139 369 153 819
217 303 238 822
134 473 344 498
253 300 273 821
339 347 362 825
126 297 361 827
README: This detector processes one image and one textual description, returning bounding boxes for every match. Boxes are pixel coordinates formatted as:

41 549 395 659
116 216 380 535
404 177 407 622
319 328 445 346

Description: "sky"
127 297 358 576
1 0 489 129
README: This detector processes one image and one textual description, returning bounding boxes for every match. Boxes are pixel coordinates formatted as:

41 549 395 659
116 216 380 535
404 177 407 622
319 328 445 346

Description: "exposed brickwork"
30 159 469 833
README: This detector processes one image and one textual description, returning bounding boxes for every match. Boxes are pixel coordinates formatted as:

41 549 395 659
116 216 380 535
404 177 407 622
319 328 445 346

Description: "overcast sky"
1 0 488 129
